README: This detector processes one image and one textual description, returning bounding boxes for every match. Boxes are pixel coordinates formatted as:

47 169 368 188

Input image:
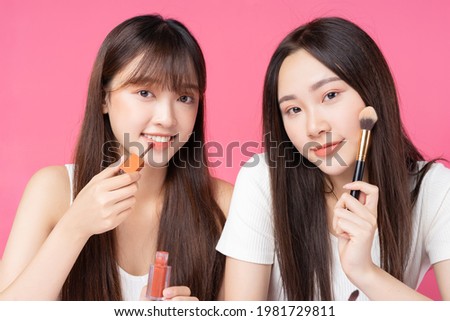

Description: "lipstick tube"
146 251 171 300
119 143 153 174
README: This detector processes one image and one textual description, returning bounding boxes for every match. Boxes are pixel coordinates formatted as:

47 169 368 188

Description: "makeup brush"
348 289 359 301
350 106 378 199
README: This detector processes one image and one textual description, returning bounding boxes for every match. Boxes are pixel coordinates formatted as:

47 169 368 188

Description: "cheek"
107 97 128 126
179 108 198 134
338 116 362 143
283 119 308 153
107 106 148 142
109 110 145 133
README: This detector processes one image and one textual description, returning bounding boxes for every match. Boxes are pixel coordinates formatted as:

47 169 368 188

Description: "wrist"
346 262 379 289
55 210 91 244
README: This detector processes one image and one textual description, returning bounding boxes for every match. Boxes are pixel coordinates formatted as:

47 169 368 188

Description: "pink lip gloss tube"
146 251 171 300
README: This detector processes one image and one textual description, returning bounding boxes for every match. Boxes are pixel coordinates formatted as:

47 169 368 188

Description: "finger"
95 155 126 180
163 286 191 299
334 208 374 232
343 181 379 212
335 215 362 238
336 193 377 225
104 172 141 191
140 286 149 301
99 207 133 232
335 191 365 212
167 296 199 301
333 207 348 232
96 181 138 208
335 212 376 242
110 195 137 216
333 208 360 235
107 181 139 202
359 192 367 205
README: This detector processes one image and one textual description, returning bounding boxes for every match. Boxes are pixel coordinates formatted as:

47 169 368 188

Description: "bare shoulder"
0 166 71 289
19 165 71 224
212 177 234 218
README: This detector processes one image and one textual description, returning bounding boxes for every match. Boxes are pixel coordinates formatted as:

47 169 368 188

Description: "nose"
306 109 330 138
152 99 177 128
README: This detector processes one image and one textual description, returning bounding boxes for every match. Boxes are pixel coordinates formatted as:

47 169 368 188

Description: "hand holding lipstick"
140 251 199 301
62 156 140 239
119 143 154 174
139 285 199 301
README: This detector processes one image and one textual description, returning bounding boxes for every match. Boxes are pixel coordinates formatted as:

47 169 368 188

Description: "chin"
315 158 352 177
143 153 174 168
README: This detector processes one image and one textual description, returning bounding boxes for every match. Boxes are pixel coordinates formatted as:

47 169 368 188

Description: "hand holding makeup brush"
350 106 378 200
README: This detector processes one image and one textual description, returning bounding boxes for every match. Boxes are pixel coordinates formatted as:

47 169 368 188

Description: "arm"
213 178 234 300
213 178 234 219
0 166 78 300
0 161 140 300
351 265 430 300
433 259 450 300
216 154 275 300
222 257 271 300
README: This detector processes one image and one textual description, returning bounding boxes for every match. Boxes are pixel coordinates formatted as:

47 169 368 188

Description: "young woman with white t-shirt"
217 17 450 300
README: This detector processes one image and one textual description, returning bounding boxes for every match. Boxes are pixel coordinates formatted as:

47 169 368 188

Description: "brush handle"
350 160 365 199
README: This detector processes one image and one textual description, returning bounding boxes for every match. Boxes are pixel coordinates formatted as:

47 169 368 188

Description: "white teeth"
143 134 171 143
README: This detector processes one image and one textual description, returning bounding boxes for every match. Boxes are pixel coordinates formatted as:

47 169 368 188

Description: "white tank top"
65 164 148 300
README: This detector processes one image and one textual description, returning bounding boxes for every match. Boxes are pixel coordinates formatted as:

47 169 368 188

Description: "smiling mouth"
141 134 175 143
140 134 179 150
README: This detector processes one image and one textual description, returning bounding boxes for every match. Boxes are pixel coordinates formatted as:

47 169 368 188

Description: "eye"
138 90 153 98
178 95 194 104
324 91 338 101
287 106 302 114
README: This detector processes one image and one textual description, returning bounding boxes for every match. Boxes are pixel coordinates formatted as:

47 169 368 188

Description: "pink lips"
312 141 342 158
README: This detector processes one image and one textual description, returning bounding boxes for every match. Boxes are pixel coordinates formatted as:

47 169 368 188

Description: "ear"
102 92 109 114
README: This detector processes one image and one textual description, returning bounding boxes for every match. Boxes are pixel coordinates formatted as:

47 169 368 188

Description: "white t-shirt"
65 164 147 301
216 154 450 300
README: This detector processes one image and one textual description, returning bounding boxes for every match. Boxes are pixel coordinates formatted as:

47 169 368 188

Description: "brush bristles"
359 106 378 130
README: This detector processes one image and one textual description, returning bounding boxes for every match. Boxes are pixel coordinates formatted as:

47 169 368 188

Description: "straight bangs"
122 44 202 97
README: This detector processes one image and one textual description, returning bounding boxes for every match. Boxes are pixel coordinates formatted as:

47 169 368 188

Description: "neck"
135 164 168 202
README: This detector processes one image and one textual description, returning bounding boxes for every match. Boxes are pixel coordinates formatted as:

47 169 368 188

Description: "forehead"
278 49 338 95
109 53 199 92
109 55 143 89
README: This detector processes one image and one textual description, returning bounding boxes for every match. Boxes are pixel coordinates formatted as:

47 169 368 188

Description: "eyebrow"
310 76 341 91
278 94 298 105
278 76 341 105
126 80 199 92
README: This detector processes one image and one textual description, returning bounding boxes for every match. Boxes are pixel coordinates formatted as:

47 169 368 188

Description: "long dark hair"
263 17 433 300
61 15 225 300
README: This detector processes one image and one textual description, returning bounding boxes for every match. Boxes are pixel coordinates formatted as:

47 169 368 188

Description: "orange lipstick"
119 143 153 174
313 141 342 158
146 251 171 300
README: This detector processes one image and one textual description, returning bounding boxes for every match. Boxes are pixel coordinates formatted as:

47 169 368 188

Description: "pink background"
1 0 449 299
